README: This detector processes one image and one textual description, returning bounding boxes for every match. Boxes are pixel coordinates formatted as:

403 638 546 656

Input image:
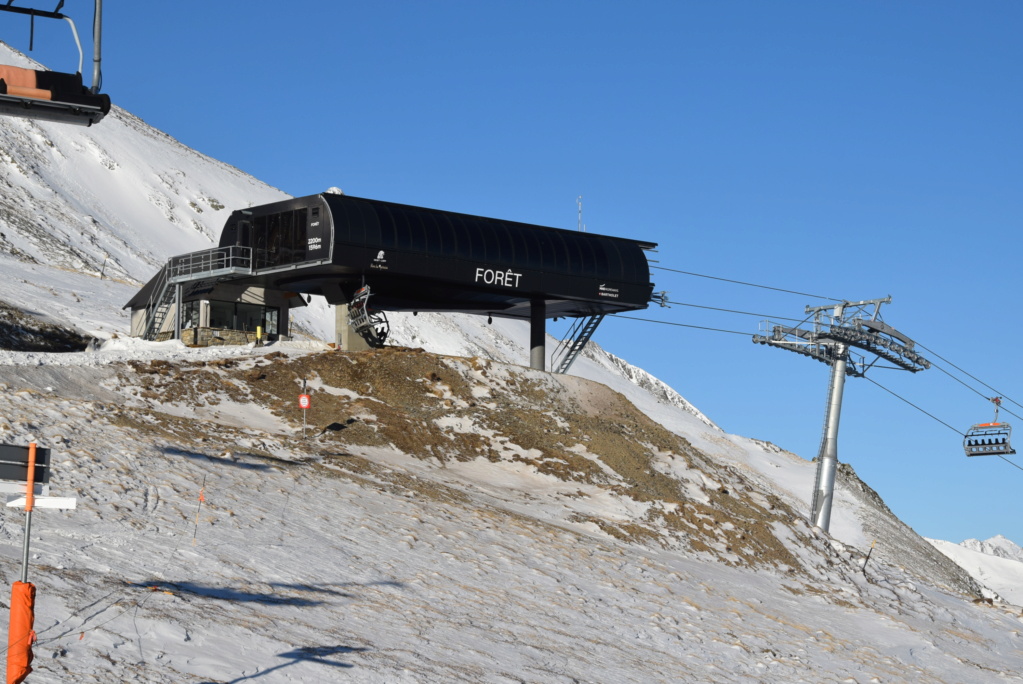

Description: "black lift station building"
129 192 657 370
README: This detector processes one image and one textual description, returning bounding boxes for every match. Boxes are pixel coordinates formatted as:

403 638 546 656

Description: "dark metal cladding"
218 193 656 320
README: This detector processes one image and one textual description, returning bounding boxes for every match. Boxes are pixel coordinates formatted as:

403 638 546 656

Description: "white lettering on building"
475 267 523 288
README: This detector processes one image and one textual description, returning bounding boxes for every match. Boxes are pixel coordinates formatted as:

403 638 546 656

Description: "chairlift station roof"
208 193 657 320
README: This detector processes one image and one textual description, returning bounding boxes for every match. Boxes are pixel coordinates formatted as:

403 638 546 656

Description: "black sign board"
0 444 51 484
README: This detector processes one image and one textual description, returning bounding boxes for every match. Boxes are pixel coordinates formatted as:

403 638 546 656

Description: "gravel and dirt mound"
105 347 857 574
0 299 93 352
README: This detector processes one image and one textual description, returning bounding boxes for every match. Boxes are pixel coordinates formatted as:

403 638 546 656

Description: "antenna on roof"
577 196 583 232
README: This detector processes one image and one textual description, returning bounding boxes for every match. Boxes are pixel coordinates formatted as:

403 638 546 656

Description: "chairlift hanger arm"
0 0 106 123
0 2 66 20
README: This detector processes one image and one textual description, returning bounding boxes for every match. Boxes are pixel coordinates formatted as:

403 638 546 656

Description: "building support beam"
173 282 182 341
530 299 546 371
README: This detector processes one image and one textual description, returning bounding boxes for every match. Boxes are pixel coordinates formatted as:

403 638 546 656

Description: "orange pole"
8 443 39 684
6 581 35 684
24 443 35 513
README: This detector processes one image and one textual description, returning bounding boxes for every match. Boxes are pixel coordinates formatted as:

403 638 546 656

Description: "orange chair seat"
0 65 38 89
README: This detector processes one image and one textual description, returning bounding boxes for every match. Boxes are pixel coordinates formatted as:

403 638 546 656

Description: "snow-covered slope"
929 536 1023 606
0 41 1021 682
0 343 1018 682
0 41 289 340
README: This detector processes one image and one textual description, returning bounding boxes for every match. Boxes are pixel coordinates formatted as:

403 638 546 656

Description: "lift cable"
651 265 843 302
659 298 808 323
923 359 1023 422
612 314 750 336
916 341 1022 412
862 376 964 436
996 455 1023 473
657 293 1021 419
622 296 1023 427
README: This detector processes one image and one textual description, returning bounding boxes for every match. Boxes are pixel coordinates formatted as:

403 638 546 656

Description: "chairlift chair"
347 285 389 348
963 398 1016 457
0 1 110 125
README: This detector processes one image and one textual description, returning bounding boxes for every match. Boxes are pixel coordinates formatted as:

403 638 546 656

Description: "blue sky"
5 2 1023 545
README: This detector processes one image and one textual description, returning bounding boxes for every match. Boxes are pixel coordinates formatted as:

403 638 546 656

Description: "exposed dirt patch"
0 299 92 352
107 347 813 571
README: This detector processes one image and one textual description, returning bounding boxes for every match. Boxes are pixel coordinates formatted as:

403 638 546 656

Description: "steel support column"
810 343 848 532
173 282 182 341
530 299 546 371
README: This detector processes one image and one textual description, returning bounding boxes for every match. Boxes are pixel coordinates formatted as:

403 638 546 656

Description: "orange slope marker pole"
7 442 38 684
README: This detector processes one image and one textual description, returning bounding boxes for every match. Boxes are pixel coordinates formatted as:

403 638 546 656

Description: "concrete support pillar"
530 299 546 371
335 304 372 351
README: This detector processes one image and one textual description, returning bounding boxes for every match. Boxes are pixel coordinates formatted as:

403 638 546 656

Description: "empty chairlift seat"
963 422 1015 457
0 65 110 125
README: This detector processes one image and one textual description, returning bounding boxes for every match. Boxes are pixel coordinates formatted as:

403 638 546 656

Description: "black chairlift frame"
963 423 1015 457
0 0 109 125
963 398 1016 457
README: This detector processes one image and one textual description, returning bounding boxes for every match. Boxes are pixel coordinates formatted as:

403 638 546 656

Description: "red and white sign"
298 394 311 410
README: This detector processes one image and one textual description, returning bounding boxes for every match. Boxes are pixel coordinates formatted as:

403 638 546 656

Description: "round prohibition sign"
298 394 311 410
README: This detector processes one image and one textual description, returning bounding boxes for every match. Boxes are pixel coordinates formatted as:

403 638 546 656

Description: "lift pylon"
753 296 929 533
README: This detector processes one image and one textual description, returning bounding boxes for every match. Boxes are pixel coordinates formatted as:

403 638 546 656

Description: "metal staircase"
551 314 605 374
140 246 255 341
141 264 173 341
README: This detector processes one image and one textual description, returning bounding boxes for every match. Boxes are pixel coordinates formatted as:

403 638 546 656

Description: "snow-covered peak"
960 534 1023 562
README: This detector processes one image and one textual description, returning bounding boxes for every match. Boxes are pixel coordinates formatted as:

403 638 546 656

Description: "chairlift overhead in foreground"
963 397 1015 457
0 0 110 125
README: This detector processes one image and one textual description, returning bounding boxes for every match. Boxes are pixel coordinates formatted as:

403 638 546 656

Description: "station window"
181 301 201 329
208 301 280 335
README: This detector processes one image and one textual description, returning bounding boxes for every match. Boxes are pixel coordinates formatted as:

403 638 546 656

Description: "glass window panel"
181 301 200 329
264 307 279 335
293 209 308 262
253 215 268 268
209 301 234 329
279 210 294 264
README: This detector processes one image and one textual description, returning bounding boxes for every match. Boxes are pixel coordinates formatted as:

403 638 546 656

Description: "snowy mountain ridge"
961 534 1023 562
0 40 1022 682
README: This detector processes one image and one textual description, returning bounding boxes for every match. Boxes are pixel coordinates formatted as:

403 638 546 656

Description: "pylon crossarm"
820 325 929 372
753 335 846 370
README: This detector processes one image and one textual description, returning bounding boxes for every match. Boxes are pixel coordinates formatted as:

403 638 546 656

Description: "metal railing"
167 245 253 281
